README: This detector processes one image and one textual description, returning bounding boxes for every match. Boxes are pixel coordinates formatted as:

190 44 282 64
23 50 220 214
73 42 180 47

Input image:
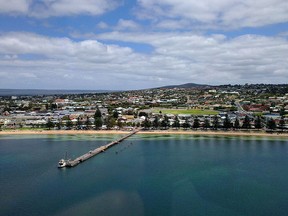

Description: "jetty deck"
64 130 139 168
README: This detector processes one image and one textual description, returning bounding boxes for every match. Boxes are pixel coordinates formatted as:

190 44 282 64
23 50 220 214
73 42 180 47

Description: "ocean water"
0 134 288 216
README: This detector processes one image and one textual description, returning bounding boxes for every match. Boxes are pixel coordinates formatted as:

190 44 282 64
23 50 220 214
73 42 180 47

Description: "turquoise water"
1 134 288 216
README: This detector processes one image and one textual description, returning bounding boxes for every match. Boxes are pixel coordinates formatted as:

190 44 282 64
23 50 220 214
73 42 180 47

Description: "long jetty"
64 130 139 168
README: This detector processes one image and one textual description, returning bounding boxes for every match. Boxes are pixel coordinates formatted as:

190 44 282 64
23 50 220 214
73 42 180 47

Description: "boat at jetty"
58 159 67 168
58 152 71 168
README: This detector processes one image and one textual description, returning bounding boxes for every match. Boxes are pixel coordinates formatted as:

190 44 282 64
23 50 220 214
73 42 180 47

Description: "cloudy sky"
0 0 287 90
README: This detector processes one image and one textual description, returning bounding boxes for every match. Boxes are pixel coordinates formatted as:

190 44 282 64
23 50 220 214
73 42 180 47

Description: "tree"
279 116 285 130
254 116 262 129
113 110 119 119
66 119 73 129
234 117 240 129
182 119 190 129
242 115 251 129
94 117 103 130
51 103 57 110
85 117 91 129
117 120 123 128
106 115 115 129
267 118 276 130
46 119 54 130
94 107 103 130
161 115 169 129
173 115 180 128
212 115 219 130
153 116 159 128
94 107 102 118
280 108 286 116
56 122 61 130
77 117 81 129
59 119 64 129
192 117 200 129
138 112 147 117
223 114 231 129
203 117 210 129
142 117 151 129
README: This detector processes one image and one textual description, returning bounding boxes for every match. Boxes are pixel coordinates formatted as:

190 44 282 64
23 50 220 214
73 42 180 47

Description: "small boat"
58 152 70 168
58 159 67 168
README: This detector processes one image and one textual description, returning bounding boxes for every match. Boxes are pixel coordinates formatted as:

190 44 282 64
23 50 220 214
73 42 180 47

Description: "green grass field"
152 109 219 115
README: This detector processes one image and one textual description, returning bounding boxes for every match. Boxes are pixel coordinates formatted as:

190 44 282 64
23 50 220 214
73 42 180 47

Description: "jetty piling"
62 130 139 168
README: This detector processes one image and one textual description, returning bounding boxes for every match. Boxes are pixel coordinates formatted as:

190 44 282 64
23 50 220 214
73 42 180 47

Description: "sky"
0 0 287 90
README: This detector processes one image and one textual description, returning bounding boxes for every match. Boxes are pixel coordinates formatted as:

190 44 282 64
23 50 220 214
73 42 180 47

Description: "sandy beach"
1 129 288 137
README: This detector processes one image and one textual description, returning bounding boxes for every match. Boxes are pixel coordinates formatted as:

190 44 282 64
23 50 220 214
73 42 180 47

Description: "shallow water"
1 134 287 216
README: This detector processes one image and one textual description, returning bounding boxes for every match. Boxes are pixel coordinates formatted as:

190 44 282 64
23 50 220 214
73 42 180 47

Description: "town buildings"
0 84 287 131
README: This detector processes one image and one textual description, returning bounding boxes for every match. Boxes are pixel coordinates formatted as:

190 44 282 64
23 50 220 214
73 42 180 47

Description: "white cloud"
155 19 191 30
116 19 140 30
38 0 120 17
136 0 288 29
0 32 133 60
66 31 288 84
0 0 30 14
0 32 287 90
97 21 109 29
279 31 288 37
0 0 119 17
0 32 147 89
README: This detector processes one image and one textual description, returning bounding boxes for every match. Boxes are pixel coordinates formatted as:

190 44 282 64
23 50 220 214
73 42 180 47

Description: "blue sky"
0 0 287 90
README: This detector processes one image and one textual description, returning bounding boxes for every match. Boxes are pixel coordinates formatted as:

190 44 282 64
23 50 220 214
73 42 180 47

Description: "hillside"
157 83 210 89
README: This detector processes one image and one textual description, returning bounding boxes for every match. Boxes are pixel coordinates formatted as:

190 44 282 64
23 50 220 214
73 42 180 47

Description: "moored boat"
58 152 70 168
58 159 67 168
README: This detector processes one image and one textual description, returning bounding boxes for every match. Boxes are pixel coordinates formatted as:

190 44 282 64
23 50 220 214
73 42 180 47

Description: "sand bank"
1 129 288 137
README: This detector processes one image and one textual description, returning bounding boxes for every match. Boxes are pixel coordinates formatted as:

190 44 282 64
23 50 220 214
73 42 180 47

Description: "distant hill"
157 83 210 89
0 89 112 96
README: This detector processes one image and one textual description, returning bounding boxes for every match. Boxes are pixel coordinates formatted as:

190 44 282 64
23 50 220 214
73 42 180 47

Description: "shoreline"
1 129 288 137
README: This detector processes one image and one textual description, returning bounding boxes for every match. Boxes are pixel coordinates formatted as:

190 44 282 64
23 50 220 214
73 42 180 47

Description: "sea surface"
1 134 288 216
0 89 111 96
